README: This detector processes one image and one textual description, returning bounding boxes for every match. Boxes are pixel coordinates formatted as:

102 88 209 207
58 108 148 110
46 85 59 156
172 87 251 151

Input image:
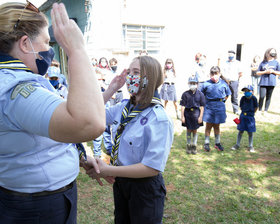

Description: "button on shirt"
0 68 79 193
222 60 243 81
106 101 174 172
258 60 280 86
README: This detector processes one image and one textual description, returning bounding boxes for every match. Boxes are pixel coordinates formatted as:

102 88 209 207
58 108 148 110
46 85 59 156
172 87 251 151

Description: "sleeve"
179 92 186 106
105 101 124 125
4 82 64 137
141 108 174 172
225 83 232 96
257 62 263 71
239 96 244 107
276 61 280 71
200 91 206 106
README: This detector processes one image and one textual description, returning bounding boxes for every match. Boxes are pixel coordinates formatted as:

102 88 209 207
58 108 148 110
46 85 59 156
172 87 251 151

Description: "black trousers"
0 181 77 224
259 86 275 111
113 174 166 224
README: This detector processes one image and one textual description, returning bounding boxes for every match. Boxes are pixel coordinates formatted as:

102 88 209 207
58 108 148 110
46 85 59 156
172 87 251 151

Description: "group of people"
0 2 173 224
175 48 280 154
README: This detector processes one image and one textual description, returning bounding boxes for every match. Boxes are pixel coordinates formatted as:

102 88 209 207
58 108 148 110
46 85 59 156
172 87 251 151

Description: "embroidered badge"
140 117 148 125
11 83 37 100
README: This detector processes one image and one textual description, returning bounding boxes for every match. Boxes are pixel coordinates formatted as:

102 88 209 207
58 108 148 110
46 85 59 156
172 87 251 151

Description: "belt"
116 174 160 183
185 107 197 111
207 98 224 102
0 180 75 197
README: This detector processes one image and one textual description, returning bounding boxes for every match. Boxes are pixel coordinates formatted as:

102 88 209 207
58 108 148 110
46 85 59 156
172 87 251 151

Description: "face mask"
50 79 59 89
166 64 172 69
126 74 141 96
244 92 252 98
270 52 276 57
210 75 219 83
92 61 97 66
101 62 107 68
189 84 197 91
228 56 234 61
28 38 55 76
111 66 117 72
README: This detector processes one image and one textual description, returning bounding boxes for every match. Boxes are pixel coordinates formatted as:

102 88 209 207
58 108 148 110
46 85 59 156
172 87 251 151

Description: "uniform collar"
0 52 33 73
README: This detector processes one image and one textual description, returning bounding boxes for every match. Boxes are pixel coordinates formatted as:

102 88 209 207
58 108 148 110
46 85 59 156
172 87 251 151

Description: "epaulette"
152 104 168 122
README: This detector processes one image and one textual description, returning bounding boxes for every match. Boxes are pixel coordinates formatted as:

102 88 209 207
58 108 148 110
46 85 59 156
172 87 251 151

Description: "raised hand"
51 3 85 56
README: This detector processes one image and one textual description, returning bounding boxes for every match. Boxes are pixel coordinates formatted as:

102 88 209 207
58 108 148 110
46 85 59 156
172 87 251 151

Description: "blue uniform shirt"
0 54 79 193
180 89 206 108
201 79 231 100
240 95 258 114
258 60 280 86
106 100 174 172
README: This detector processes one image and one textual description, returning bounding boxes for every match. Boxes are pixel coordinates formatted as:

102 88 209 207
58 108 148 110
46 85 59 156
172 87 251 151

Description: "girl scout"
87 56 174 224
201 66 231 152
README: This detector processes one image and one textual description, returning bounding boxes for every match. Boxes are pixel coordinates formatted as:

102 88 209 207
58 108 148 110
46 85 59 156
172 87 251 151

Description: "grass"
77 119 280 224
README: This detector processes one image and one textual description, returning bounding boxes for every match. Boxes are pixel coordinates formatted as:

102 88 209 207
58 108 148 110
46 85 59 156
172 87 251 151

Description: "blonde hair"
136 56 163 109
0 2 48 54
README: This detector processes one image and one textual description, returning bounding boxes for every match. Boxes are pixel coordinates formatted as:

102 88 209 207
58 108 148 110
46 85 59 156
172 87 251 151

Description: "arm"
103 69 127 104
198 106 204 124
88 159 159 178
49 3 105 143
181 106 185 124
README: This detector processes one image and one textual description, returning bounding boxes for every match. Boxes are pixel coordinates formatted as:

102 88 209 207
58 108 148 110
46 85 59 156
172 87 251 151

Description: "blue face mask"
50 79 59 89
28 38 55 76
36 48 55 76
228 56 234 61
244 92 252 98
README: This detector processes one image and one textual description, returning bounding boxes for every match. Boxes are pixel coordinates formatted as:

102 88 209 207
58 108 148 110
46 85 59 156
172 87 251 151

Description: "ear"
18 35 31 54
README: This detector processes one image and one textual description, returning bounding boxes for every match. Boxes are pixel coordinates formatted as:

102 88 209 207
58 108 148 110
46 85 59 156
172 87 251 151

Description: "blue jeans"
251 76 260 95
92 126 112 156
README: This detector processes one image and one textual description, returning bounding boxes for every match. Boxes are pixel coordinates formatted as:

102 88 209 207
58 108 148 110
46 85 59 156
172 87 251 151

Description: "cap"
47 66 60 78
241 85 253 91
228 50 236 54
188 76 198 83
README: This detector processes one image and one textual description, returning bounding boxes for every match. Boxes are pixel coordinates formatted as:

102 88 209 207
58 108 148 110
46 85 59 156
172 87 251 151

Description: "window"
122 24 164 55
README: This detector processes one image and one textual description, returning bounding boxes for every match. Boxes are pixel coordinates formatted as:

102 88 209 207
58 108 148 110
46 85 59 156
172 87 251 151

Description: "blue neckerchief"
0 52 33 73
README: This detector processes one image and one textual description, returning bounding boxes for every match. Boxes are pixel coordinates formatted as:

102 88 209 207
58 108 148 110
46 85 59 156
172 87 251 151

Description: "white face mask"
189 84 197 91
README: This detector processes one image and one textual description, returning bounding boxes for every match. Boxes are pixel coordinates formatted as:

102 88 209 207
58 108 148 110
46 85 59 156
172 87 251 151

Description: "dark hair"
263 48 277 62
210 66 220 74
109 58 117 65
0 2 48 54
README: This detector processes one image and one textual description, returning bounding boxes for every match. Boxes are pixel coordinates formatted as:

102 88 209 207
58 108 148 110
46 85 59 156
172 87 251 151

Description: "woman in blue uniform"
87 56 174 224
201 66 231 152
256 48 280 114
0 2 106 223
231 85 258 152
180 75 205 154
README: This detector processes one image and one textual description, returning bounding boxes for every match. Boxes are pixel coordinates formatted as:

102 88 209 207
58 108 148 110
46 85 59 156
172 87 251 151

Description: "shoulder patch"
152 104 168 122
11 82 37 100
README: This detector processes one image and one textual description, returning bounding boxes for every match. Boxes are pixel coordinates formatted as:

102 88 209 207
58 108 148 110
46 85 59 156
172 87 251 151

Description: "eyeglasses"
14 0 40 29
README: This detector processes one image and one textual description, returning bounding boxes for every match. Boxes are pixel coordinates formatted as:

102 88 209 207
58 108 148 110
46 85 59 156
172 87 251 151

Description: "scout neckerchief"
0 53 33 72
110 91 162 166
0 53 88 161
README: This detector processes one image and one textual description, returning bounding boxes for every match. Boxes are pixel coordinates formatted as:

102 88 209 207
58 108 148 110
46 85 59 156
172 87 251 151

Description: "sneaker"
231 144 240 150
204 143 210 152
191 145 197 154
249 147 255 153
215 143 224 151
186 144 192 154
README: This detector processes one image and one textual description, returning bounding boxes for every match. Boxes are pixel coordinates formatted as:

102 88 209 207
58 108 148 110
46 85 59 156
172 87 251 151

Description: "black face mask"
111 66 117 72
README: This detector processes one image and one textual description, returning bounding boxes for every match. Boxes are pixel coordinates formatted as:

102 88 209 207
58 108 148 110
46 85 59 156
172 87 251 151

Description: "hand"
85 158 115 185
51 3 85 56
107 69 127 93
181 117 185 124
